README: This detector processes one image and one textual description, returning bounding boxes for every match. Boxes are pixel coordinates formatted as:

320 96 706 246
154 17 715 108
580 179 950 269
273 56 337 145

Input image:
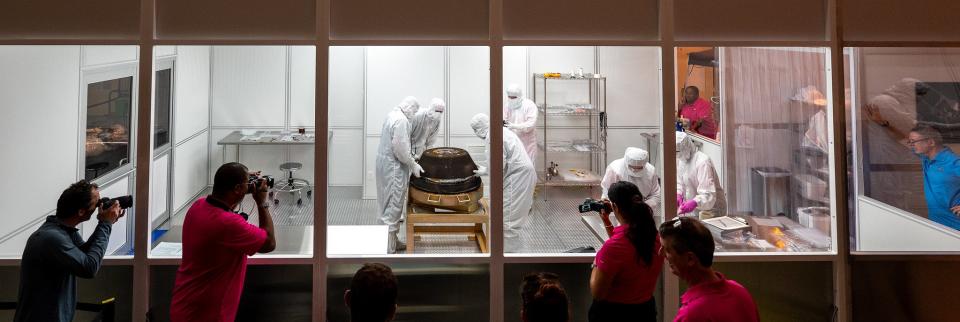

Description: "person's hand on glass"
951 205 960 217
863 104 890 127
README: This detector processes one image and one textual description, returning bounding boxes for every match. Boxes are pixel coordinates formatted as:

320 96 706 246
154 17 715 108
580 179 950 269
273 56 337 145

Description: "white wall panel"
290 46 316 127
151 154 169 224
858 197 960 251
209 129 233 184
0 46 81 243
364 47 444 134
329 46 365 127
82 45 137 66
599 47 661 127
286 145 316 186
211 46 287 127
173 46 211 143
0 221 43 256
82 177 129 255
362 136 380 199
449 47 490 137
174 134 208 212
528 47 594 105
329 129 363 186
155 46 176 58
503 46 528 104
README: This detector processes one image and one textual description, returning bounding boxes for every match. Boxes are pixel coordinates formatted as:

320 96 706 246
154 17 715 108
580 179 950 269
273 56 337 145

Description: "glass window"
0 45 137 258
502 46 664 254
327 263 489 321
326 46 490 256
149 46 316 257
846 47 960 251
502 263 660 322
150 265 313 321
674 47 835 253
85 75 133 181
154 65 173 149
0 265 134 321
680 262 834 321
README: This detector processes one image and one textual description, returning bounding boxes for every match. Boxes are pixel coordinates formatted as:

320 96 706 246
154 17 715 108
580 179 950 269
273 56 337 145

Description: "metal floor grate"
169 186 604 254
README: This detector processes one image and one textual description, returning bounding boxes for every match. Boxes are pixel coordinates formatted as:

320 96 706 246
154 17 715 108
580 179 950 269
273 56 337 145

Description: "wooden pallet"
406 198 489 254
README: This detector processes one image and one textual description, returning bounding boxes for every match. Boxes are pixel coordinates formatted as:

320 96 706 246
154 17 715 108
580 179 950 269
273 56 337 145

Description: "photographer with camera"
15 180 125 322
588 181 664 322
170 162 276 322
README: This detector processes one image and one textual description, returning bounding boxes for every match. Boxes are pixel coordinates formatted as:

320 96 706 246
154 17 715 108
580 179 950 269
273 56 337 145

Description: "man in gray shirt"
15 180 124 322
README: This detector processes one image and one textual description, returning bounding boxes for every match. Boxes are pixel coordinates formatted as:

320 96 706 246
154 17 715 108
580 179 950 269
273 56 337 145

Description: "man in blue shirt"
910 125 960 230
15 180 124 322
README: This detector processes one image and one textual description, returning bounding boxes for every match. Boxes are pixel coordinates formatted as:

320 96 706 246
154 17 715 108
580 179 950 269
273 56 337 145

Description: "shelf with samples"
531 73 607 199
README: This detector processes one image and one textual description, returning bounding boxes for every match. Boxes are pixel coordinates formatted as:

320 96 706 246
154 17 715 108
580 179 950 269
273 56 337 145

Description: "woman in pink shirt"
589 181 665 322
678 86 718 140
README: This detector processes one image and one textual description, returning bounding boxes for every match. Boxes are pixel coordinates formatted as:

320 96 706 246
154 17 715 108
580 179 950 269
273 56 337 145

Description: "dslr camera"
248 174 275 193
578 198 611 213
98 195 133 209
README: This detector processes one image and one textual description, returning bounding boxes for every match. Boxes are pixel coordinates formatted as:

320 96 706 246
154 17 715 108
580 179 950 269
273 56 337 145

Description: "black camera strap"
205 195 250 220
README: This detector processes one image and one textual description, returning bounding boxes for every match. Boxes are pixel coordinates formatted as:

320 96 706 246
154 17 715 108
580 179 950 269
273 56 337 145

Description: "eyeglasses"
907 137 931 145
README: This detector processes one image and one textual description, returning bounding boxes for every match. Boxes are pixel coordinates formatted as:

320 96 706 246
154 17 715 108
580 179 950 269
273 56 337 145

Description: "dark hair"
521 272 569 322
684 85 700 96
911 124 943 146
607 181 658 266
56 180 99 219
212 162 248 196
658 217 715 267
349 263 399 322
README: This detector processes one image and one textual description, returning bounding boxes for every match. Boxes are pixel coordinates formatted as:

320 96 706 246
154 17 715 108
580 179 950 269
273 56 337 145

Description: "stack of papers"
152 242 183 256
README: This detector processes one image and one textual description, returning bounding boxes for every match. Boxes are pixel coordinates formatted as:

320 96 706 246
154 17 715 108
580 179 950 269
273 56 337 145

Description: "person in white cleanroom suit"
503 84 539 165
471 113 537 253
410 98 446 159
377 96 425 253
600 147 663 220
676 131 726 219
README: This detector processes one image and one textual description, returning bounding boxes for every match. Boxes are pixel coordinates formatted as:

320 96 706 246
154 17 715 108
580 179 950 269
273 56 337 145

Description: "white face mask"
475 127 489 140
508 97 522 109
626 165 645 177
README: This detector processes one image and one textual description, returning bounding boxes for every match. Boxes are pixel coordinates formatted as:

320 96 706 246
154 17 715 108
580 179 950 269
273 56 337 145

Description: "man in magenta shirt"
678 86 718 139
170 162 277 322
659 217 759 322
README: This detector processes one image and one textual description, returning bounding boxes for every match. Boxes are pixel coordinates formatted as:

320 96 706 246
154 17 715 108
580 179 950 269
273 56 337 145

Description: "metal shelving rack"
531 73 608 200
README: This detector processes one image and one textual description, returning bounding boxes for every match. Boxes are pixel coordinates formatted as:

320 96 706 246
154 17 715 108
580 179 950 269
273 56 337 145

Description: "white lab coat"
410 106 442 159
504 98 539 165
376 108 419 233
485 128 537 252
677 133 726 219
600 158 663 219
677 151 726 219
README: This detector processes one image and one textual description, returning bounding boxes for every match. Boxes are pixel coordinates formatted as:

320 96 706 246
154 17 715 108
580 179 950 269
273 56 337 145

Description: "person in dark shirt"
15 180 124 322
345 263 399 322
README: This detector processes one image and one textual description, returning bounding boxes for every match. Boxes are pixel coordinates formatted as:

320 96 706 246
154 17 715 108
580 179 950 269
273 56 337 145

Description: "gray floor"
328 186 603 254
167 186 603 254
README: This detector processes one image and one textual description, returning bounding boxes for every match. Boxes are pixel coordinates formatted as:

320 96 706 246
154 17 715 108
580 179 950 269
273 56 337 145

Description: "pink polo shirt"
679 98 718 139
675 272 759 322
170 197 267 322
594 225 665 304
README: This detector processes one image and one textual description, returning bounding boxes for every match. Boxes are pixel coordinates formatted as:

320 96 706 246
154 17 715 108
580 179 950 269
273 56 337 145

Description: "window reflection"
849 48 960 250
675 47 834 253
85 76 134 181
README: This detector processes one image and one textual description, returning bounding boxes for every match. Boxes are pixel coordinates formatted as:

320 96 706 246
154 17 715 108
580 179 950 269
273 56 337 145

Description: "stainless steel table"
217 130 318 164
